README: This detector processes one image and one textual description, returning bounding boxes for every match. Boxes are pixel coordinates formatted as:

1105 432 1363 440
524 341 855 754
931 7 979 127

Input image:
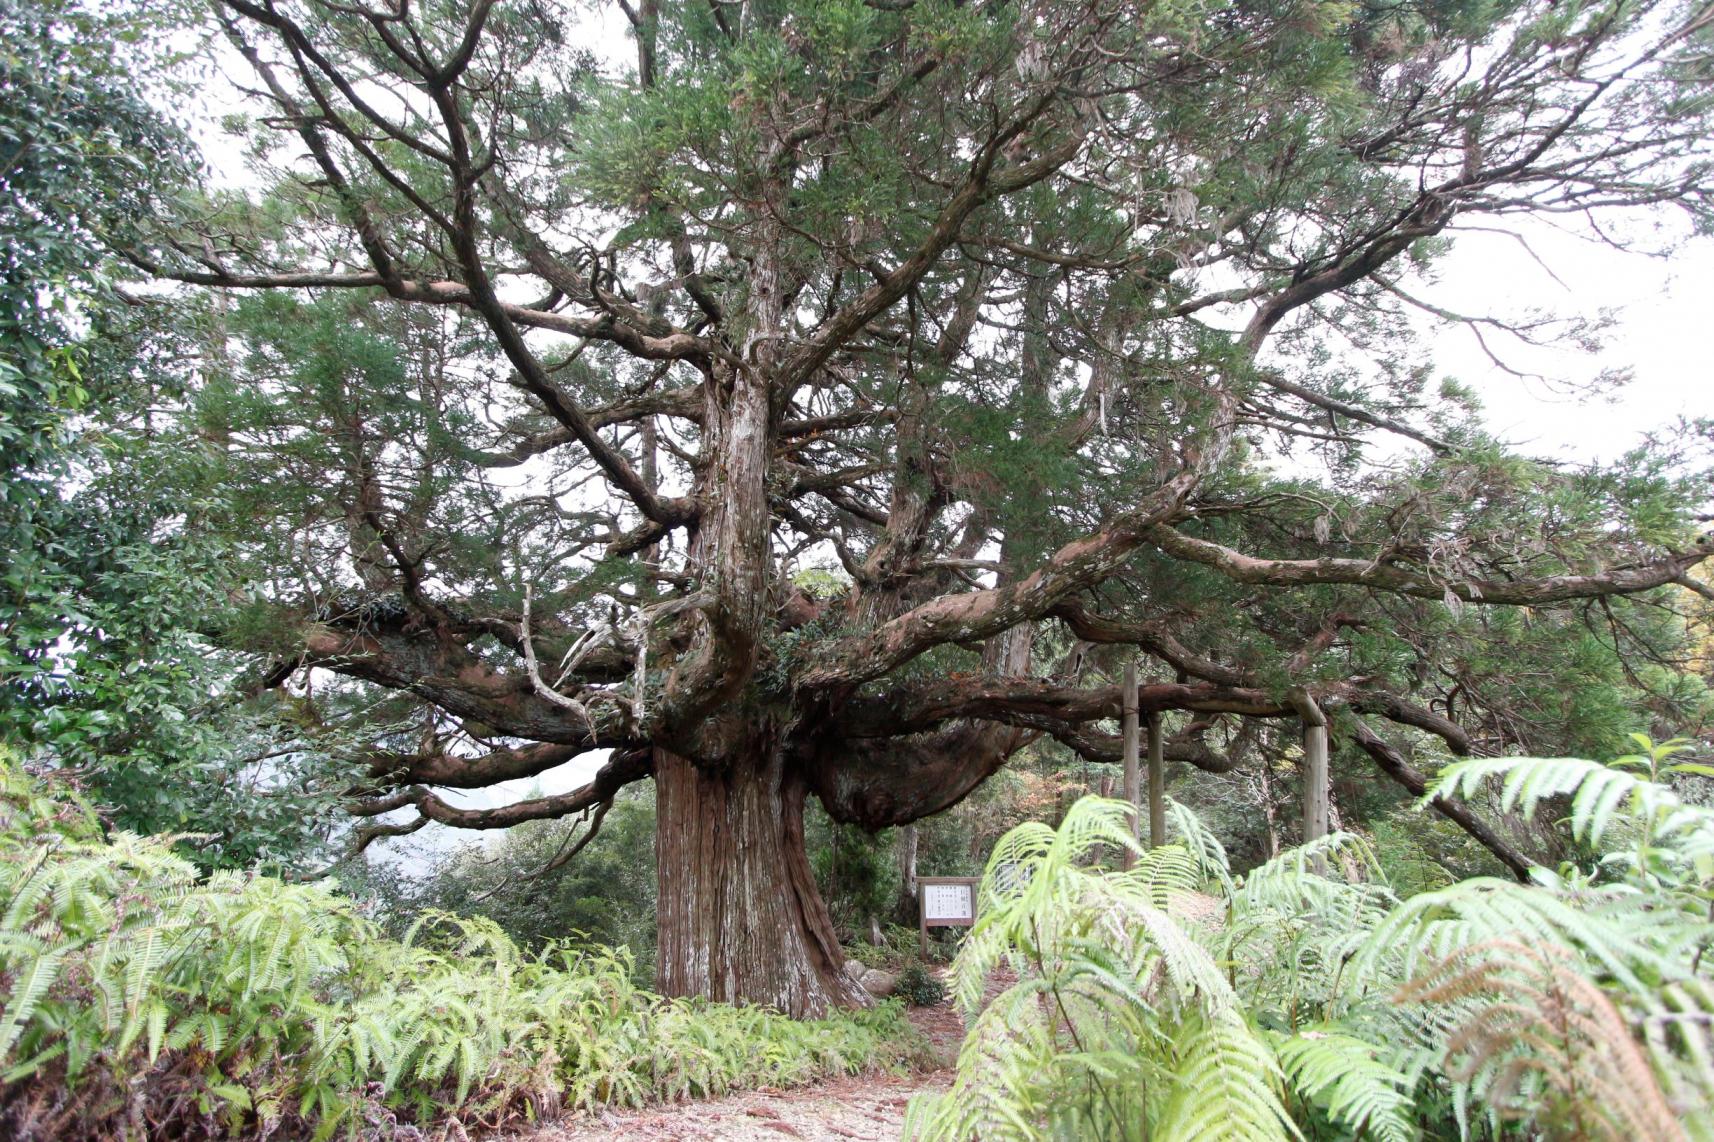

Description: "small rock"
844 959 868 982
859 968 898 998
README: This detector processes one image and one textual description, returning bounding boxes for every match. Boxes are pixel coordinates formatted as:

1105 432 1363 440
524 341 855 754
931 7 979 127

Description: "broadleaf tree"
0 0 194 730
131 0 1714 1014
0 1 374 871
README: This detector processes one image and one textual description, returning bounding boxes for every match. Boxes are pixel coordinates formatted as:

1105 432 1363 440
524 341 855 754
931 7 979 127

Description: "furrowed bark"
657 239 778 744
653 747 869 1017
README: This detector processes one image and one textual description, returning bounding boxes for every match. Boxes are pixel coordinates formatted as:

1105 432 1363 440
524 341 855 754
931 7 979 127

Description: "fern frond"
0 946 65 1058
1429 755 1714 855
1276 1029 1415 1142
1165 798 1234 894
1123 842 1203 908
1355 876 1701 999
1156 1010 1296 1142
1396 939 1686 1142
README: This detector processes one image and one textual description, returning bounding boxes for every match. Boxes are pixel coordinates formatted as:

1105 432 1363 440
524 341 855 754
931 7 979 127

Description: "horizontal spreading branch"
414 747 650 829
1022 715 1257 774
349 747 651 837
837 677 1295 739
1150 524 1713 604
1050 601 1247 686
138 260 713 361
475 385 705 468
361 740 583 789
827 669 1533 876
1050 599 1476 755
291 618 641 748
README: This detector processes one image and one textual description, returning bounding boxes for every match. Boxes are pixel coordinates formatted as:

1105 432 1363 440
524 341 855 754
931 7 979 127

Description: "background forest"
4 0 1714 1138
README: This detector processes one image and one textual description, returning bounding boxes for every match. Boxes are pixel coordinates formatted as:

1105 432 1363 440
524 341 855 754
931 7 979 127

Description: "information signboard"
922 881 974 923
916 876 979 954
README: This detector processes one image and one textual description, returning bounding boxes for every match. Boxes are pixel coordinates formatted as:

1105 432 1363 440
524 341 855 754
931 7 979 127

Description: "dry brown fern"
1394 939 1685 1142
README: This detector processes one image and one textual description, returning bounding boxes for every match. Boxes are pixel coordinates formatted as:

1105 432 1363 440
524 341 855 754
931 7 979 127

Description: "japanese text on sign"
922 882 973 922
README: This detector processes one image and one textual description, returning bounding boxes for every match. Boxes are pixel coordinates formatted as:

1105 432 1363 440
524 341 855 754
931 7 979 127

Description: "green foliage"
0 0 189 477
894 961 946 1008
790 567 849 599
910 748 1714 1142
909 798 1295 1142
5 0 1710 1049
0 4 350 873
808 803 899 937
844 923 923 970
1275 1031 1416 1142
1 0 197 720
1430 738 1714 863
0 756 929 1140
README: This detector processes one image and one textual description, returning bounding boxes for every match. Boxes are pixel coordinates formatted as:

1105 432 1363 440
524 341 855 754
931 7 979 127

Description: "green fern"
1276 1029 1415 1142
1165 797 1234 894
911 798 1296 1142
924 745 1714 1142
1156 1010 1295 1142
1430 752 1714 857
0 755 929 1140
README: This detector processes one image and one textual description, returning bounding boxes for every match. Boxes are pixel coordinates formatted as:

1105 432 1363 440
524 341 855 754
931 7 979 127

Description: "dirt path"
521 1071 949 1142
514 980 976 1142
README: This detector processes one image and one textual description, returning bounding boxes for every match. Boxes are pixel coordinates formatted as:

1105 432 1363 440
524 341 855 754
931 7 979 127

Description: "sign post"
916 876 979 956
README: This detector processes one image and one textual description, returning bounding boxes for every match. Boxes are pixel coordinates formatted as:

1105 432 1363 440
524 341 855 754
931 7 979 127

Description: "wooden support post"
1121 662 1140 868
1294 690 1329 872
1302 718 1329 844
1148 709 1166 849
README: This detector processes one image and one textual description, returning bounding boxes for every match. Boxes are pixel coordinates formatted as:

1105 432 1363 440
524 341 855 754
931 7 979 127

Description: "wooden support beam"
1148 709 1166 849
1294 689 1329 872
1121 661 1140 869
1302 720 1329 843
897 823 918 924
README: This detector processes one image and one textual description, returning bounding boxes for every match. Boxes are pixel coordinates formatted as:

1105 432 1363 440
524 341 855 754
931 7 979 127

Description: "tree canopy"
47 0 1714 1014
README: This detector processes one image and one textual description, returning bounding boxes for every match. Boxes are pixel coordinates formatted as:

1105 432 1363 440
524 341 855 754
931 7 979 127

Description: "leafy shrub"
808 803 900 940
894 962 946 1008
843 922 924 971
0 756 930 1140
907 738 1714 1142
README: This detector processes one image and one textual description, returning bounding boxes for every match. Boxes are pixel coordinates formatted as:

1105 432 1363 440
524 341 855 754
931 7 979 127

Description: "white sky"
1428 221 1714 463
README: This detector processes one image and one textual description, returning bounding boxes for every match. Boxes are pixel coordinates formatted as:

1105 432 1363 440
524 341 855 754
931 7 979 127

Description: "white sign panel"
922 882 974 923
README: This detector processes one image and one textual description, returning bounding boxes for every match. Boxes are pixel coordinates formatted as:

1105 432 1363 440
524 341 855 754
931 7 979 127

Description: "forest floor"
514 971 976 1142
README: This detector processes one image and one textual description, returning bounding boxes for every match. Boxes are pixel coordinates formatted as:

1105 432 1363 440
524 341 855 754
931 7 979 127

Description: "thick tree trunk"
653 746 871 1018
